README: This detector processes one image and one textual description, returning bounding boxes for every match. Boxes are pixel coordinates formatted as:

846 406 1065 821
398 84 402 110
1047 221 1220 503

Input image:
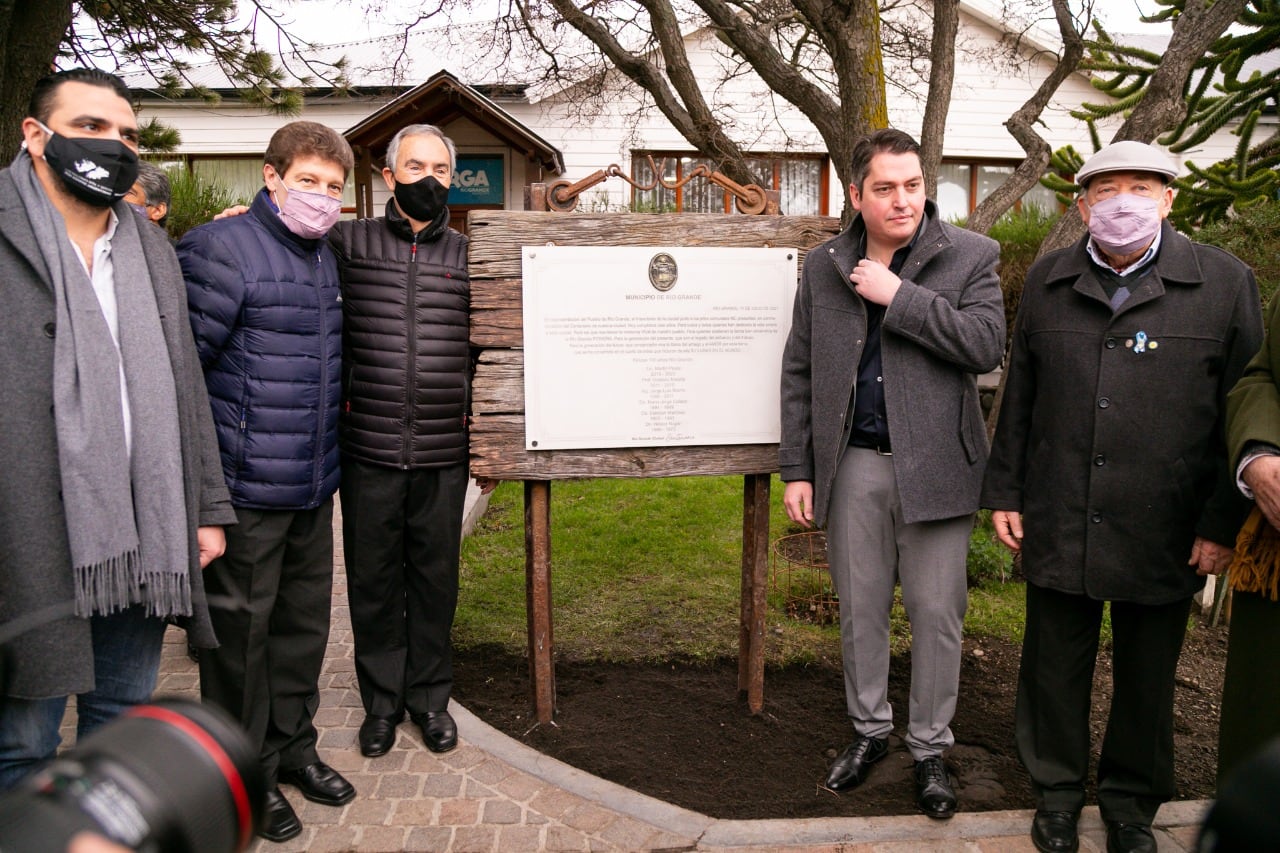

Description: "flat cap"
1076 140 1178 187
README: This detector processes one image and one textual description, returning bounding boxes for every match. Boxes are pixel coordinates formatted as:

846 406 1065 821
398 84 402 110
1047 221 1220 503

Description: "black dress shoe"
359 714 400 757
1031 810 1080 853
412 710 458 753
822 735 888 791
1106 821 1156 853
279 761 355 806
259 788 302 842
914 756 957 819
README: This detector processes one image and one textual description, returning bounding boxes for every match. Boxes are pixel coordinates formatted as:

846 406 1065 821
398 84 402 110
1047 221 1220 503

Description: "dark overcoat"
779 202 1006 527
982 222 1262 604
1227 295 1280 467
0 169 235 699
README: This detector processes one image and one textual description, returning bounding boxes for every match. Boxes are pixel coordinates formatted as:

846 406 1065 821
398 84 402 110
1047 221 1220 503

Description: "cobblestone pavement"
136 502 1210 852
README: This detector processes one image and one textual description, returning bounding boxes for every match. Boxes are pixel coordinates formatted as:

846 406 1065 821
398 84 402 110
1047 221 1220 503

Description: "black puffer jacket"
330 201 469 469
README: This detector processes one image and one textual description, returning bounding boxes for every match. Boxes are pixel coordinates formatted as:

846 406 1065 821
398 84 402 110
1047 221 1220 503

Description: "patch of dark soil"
453 610 1227 820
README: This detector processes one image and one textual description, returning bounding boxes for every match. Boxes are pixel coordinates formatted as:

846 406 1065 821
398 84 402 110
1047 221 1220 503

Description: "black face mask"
393 175 449 223
38 123 139 208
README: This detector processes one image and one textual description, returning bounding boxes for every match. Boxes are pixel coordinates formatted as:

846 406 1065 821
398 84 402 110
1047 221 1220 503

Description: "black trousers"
340 458 467 718
1016 582 1192 825
199 500 334 785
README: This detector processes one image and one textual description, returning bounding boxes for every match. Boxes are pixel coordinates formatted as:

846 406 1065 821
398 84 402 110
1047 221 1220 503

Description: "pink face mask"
1085 194 1161 257
275 186 342 239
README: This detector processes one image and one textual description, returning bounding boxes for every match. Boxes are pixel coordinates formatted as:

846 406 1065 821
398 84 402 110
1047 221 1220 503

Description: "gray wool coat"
0 169 236 700
779 202 1005 527
981 222 1262 605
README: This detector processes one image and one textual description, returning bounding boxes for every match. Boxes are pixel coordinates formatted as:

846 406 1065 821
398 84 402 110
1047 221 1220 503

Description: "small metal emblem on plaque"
648 252 678 292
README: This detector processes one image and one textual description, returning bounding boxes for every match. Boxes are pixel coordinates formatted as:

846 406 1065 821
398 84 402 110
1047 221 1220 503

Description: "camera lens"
0 698 265 853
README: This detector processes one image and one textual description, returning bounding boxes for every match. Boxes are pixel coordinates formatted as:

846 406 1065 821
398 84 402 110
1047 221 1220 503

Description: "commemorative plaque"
522 245 798 450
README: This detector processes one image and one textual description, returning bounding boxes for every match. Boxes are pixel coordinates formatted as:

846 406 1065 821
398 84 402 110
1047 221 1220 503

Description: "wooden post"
524 479 555 722
738 473 771 712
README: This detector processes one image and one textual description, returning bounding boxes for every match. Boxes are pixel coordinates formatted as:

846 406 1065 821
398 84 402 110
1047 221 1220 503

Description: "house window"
631 153 828 215
937 160 1061 221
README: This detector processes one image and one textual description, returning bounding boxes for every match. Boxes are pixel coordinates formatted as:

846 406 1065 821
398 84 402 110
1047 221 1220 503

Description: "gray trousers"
826 448 972 760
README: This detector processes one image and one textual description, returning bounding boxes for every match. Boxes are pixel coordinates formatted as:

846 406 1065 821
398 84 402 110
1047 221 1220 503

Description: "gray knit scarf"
11 151 190 619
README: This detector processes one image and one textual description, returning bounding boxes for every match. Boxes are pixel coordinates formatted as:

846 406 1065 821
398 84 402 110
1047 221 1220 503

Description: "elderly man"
780 128 1005 818
0 68 231 790
125 161 170 228
983 140 1263 853
331 124 493 760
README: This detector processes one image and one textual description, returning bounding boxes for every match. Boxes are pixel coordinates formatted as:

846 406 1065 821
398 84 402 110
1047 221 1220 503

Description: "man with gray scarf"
0 68 234 791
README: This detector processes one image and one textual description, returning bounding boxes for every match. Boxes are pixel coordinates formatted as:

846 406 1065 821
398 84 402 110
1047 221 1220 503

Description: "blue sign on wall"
449 156 505 206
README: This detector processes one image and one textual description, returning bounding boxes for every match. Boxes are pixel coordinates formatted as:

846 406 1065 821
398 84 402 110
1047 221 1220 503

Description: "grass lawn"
456 475 1027 665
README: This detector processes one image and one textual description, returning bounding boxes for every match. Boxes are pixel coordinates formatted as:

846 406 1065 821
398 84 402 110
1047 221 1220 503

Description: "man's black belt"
850 438 892 456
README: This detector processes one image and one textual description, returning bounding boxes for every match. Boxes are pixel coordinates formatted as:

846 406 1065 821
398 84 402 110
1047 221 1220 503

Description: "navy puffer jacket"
329 201 469 469
179 189 343 510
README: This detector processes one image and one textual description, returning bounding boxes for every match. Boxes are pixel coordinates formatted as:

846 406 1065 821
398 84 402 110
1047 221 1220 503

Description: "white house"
124 0 1270 229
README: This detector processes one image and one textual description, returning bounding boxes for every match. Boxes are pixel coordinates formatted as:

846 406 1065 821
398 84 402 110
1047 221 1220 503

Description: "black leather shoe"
259 788 302 842
1105 821 1156 853
914 755 957 819
822 735 888 791
279 761 355 806
412 710 458 753
1031 810 1080 853
359 714 400 757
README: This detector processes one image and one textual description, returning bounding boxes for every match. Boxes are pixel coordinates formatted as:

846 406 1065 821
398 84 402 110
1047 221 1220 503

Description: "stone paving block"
304 826 360 852
498 825 546 850
529 788 591 820
312 707 349 727
421 771 465 798
469 757 513 785
294 799 343 827
463 778 497 799
356 824 411 850
589 838 624 852
160 672 198 691
318 727 358 750
494 769 544 802
438 744 487 770
481 799 523 825
527 812 550 825
438 797 482 826
975 836 1041 852
317 748 365 773
562 803 617 834
597 815 665 850
343 796 393 826
375 771 424 799
543 824 593 852
390 798 439 826
452 825 500 852
407 748 452 773
404 826 456 852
